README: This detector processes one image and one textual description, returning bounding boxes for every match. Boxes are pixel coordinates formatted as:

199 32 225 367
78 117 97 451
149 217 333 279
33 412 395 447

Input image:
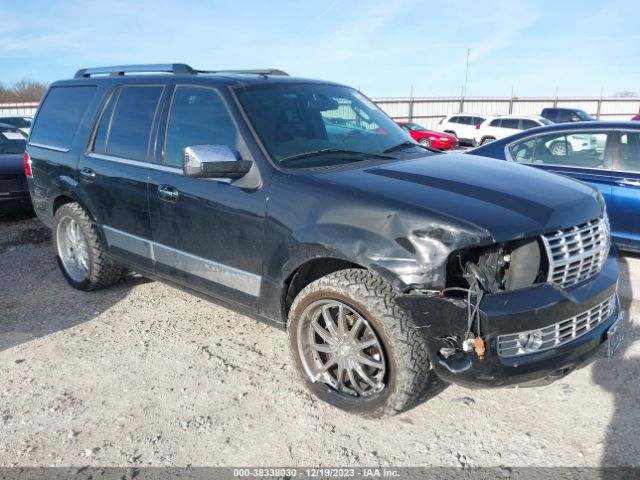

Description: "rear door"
507 129 616 213
78 84 166 271
608 130 640 247
148 85 267 308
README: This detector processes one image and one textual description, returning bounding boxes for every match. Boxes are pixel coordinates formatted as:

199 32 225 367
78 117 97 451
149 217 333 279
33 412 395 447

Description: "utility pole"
463 48 470 97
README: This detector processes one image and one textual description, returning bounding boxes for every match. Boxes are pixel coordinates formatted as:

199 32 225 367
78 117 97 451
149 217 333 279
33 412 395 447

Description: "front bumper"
396 249 620 388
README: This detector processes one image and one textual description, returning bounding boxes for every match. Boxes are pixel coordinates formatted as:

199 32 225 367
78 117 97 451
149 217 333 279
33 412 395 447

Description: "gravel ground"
0 213 638 468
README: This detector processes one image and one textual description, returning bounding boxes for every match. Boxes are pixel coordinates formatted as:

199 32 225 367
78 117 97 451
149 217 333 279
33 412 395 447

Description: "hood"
0 154 25 175
321 153 603 243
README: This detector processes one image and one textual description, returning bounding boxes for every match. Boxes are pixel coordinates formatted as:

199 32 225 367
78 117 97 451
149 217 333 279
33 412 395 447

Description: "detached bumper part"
396 251 620 388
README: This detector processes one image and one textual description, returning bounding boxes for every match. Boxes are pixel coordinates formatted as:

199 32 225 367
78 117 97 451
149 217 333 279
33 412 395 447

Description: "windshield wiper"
383 141 432 153
279 148 395 164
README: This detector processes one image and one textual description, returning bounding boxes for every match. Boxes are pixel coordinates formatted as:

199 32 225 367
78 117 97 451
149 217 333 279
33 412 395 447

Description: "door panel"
609 131 640 249
149 85 266 307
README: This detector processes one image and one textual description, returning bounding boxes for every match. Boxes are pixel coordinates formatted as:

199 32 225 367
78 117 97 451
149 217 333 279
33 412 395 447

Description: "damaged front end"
395 218 622 388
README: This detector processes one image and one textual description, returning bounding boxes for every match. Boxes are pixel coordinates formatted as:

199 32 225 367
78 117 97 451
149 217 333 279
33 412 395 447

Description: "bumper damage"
396 251 622 388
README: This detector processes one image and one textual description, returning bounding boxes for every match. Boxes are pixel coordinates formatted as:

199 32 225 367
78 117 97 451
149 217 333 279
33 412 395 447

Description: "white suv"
438 114 486 146
473 115 552 145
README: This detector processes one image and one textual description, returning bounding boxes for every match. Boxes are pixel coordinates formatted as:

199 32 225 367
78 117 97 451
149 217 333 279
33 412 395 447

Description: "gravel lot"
0 213 638 468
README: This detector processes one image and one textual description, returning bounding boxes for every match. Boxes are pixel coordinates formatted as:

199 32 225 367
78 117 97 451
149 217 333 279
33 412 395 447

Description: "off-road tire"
53 203 123 291
288 268 431 417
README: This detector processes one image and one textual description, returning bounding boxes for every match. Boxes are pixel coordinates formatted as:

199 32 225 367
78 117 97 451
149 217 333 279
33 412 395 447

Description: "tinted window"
489 119 501 127
520 119 539 130
557 110 572 122
92 89 119 154
509 131 608 168
449 116 460 123
0 117 31 129
501 119 520 129
103 86 162 161
0 127 27 154
471 117 485 126
30 86 96 149
164 87 238 167
620 132 640 172
459 116 472 125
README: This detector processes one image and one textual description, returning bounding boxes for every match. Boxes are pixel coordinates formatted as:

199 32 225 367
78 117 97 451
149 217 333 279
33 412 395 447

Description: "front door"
608 130 640 249
148 85 267 309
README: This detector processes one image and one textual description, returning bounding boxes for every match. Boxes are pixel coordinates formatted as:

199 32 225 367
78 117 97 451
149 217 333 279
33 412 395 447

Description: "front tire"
53 203 123 291
419 138 432 148
480 136 495 145
288 269 430 417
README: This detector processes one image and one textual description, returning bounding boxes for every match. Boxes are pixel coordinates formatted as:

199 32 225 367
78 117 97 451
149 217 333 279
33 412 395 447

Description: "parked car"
473 115 553 145
438 114 486 146
396 121 458 149
541 107 595 123
468 121 640 253
26 64 624 417
0 116 33 135
0 123 31 214
631 114 640 121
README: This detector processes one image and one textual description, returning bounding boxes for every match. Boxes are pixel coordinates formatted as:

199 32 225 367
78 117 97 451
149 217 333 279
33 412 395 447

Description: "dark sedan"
467 121 640 252
0 123 31 214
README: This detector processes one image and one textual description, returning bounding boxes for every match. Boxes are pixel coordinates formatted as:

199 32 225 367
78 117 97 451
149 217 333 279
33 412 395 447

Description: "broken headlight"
447 238 548 293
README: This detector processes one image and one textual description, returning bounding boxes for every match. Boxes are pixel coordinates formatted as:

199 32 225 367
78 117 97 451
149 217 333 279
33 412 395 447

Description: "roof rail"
74 63 196 78
197 69 289 77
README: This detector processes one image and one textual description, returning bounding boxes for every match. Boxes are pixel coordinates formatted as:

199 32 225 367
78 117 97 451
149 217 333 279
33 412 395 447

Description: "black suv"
26 64 625 417
541 107 595 123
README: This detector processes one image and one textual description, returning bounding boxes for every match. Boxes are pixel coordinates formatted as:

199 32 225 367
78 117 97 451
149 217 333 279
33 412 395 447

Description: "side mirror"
183 145 252 179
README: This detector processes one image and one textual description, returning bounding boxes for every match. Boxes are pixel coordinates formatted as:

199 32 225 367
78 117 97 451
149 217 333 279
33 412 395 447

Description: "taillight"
475 124 481 129
24 151 33 178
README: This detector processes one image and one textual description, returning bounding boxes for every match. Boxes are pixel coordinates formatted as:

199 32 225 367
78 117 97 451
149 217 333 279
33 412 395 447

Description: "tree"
0 79 48 103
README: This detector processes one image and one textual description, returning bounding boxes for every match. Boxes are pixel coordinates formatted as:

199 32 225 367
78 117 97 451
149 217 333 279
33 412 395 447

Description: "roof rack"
197 69 289 76
74 64 288 79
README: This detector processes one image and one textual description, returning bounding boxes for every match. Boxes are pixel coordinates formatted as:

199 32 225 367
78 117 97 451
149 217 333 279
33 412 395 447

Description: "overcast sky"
1 0 638 97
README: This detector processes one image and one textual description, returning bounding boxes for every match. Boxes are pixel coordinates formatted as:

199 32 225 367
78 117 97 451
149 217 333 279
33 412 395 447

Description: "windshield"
576 110 594 121
0 128 27 154
405 122 429 132
235 83 426 168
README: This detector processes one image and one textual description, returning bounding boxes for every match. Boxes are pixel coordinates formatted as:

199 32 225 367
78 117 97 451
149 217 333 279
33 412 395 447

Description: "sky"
0 0 638 98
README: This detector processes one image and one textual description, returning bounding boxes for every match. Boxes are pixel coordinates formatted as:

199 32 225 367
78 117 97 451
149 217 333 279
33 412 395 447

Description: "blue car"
468 121 640 253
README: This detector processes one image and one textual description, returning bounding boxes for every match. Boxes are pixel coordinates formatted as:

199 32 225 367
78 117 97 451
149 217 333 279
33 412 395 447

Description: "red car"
631 114 640 121
396 121 459 149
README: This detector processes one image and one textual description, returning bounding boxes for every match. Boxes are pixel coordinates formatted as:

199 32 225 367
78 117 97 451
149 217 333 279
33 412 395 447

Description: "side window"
557 110 572 122
164 87 238 167
105 86 163 161
92 89 120 154
489 119 501 127
519 131 608 168
449 116 460 124
472 117 485 126
501 119 520 129
620 132 640 172
459 116 471 125
520 119 539 130
30 86 97 150
509 138 536 163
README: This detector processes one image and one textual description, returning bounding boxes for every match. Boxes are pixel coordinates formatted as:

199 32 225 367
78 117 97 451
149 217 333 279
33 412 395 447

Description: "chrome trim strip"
27 142 70 153
87 153 180 173
101 225 260 296
103 226 154 261
154 243 261 297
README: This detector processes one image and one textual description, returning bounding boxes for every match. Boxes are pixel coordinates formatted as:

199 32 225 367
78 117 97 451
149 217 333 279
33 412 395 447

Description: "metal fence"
372 96 640 130
2 96 640 131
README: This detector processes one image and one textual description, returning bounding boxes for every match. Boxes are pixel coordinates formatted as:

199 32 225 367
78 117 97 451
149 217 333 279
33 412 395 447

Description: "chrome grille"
542 216 609 289
497 295 616 358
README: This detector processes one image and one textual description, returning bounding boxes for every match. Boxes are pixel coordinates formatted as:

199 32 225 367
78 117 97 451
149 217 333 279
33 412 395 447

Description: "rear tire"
288 269 431 417
53 203 123 291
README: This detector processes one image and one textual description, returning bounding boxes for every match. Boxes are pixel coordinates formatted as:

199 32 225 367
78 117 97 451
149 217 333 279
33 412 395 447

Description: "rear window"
30 86 96 150
91 86 163 161
489 119 501 127
471 117 485 126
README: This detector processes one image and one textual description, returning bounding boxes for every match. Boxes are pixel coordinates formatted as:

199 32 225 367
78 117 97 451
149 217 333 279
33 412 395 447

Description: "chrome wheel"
56 216 89 283
297 300 387 397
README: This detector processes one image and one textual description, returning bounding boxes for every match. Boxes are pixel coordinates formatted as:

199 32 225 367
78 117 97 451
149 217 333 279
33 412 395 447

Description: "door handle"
80 167 96 180
616 179 640 187
158 184 179 201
